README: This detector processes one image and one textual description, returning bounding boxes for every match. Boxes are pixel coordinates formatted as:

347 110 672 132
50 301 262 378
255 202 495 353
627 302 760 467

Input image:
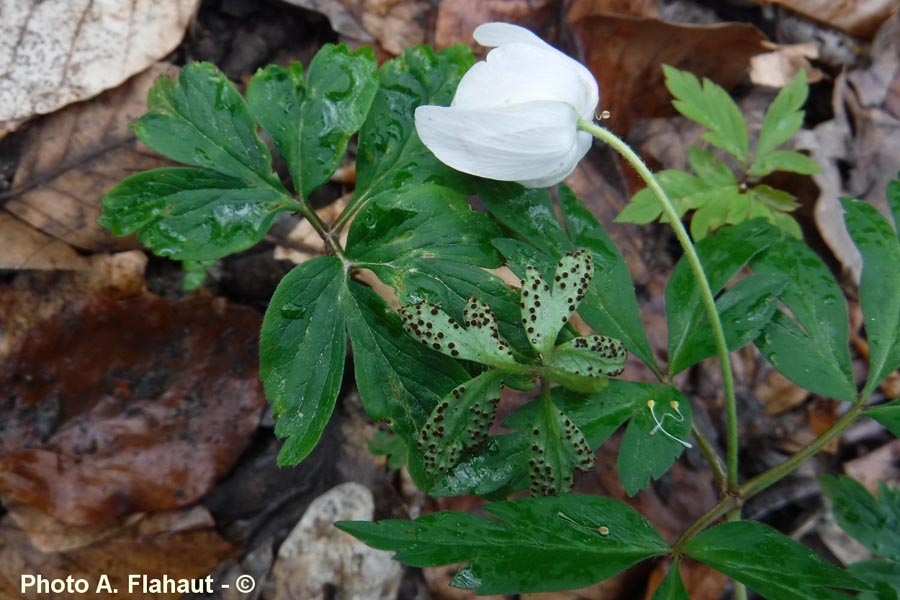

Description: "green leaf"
181 258 215 291
559 186 657 371
247 45 378 198
259 257 347 465
821 475 900 561
546 335 626 384
478 181 572 256
617 189 663 224
666 219 781 377
336 494 668 594
618 385 693 496
134 63 283 190
753 237 857 401
528 399 595 495
867 399 900 437
849 560 900 600
652 565 689 600
668 272 788 374
749 150 819 177
368 430 408 471
521 251 593 355
419 372 503 482
618 170 718 225
353 45 475 205
347 184 499 268
689 185 745 240
685 521 869 600
663 65 749 163
689 146 737 187
754 69 808 157
429 432 530 498
889 177 900 236
842 198 900 393
100 168 293 260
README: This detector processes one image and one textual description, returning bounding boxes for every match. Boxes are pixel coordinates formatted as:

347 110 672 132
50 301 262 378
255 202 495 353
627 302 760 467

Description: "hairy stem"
578 119 740 488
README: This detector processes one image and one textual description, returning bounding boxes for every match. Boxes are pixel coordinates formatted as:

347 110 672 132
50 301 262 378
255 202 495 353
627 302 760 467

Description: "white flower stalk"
414 22 599 188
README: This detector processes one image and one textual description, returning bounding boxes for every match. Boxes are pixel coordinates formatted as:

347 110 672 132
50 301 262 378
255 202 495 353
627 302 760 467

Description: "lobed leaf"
753 237 856 401
662 64 749 164
259 257 348 465
418 372 503 482
101 168 294 260
685 521 869 600
821 475 900 561
867 399 900 438
247 46 378 198
666 219 781 377
337 494 668 595
429 432 530 498
842 197 900 393
528 400 594 496
651 566 690 600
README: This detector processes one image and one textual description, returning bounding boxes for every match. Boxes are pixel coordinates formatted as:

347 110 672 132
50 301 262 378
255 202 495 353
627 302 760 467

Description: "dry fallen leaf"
844 440 900 492
749 42 823 87
752 0 897 38
569 15 767 135
282 0 429 55
757 370 811 416
0 0 198 132
644 559 727 600
272 482 403 600
5 63 176 252
0 212 90 270
0 508 234 600
0 250 147 362
434 0 557 49
0 292 265 525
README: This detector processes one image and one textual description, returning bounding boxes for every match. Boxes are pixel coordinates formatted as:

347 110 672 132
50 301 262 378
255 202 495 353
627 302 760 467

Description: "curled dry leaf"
0 508 234 600
751 0 897 39
0 212 89 271
0 293 265 525
5 63 177 252
272 482 403 600
568 14 767 135
281 0 429 55
0 0 199 130
749 42 823 87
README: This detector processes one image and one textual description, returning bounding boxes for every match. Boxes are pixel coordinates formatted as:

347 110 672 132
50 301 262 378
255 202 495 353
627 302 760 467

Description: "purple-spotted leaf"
522 251 593 355
400 297 517 368
528 401 594 496
419 372 503 482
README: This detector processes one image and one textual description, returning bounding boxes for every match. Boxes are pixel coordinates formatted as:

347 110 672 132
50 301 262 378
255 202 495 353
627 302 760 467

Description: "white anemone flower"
414 22 599 188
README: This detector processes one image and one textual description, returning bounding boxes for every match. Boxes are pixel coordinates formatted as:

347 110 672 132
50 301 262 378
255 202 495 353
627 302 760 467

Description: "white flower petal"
415 101 582 186
517 130 593 188
473 22 548 49
452 43 595 116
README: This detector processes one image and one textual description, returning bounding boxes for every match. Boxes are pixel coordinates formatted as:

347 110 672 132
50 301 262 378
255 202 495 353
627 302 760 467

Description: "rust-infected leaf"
5 64 177 252
0 1 198 129
568 15 767 135
0 293 265 525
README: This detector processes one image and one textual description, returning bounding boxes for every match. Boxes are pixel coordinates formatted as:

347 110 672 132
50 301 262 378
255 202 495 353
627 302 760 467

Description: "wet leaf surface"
0 293 264 525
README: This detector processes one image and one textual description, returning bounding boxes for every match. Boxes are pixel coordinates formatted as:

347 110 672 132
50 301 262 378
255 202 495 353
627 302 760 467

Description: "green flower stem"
578 119 740 488
671 392 869 554
692 423 728 493
294 196 346 260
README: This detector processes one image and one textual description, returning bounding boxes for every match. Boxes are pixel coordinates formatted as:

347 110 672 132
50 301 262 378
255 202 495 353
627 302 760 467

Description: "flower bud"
415 22 599 188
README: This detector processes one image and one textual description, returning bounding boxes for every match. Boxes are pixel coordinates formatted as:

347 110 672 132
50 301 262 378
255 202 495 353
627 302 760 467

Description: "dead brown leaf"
0 292 265 525
0 508 234 600
844 439 900 492
0 250 147 362
757 370 810 416
749 42 824 87
753 0 897 38
434 0 557 49
568 15 767 135
4 63 176 252
0 213 89 270
644 559 726 600
282 0 429 55
0 1 199 132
